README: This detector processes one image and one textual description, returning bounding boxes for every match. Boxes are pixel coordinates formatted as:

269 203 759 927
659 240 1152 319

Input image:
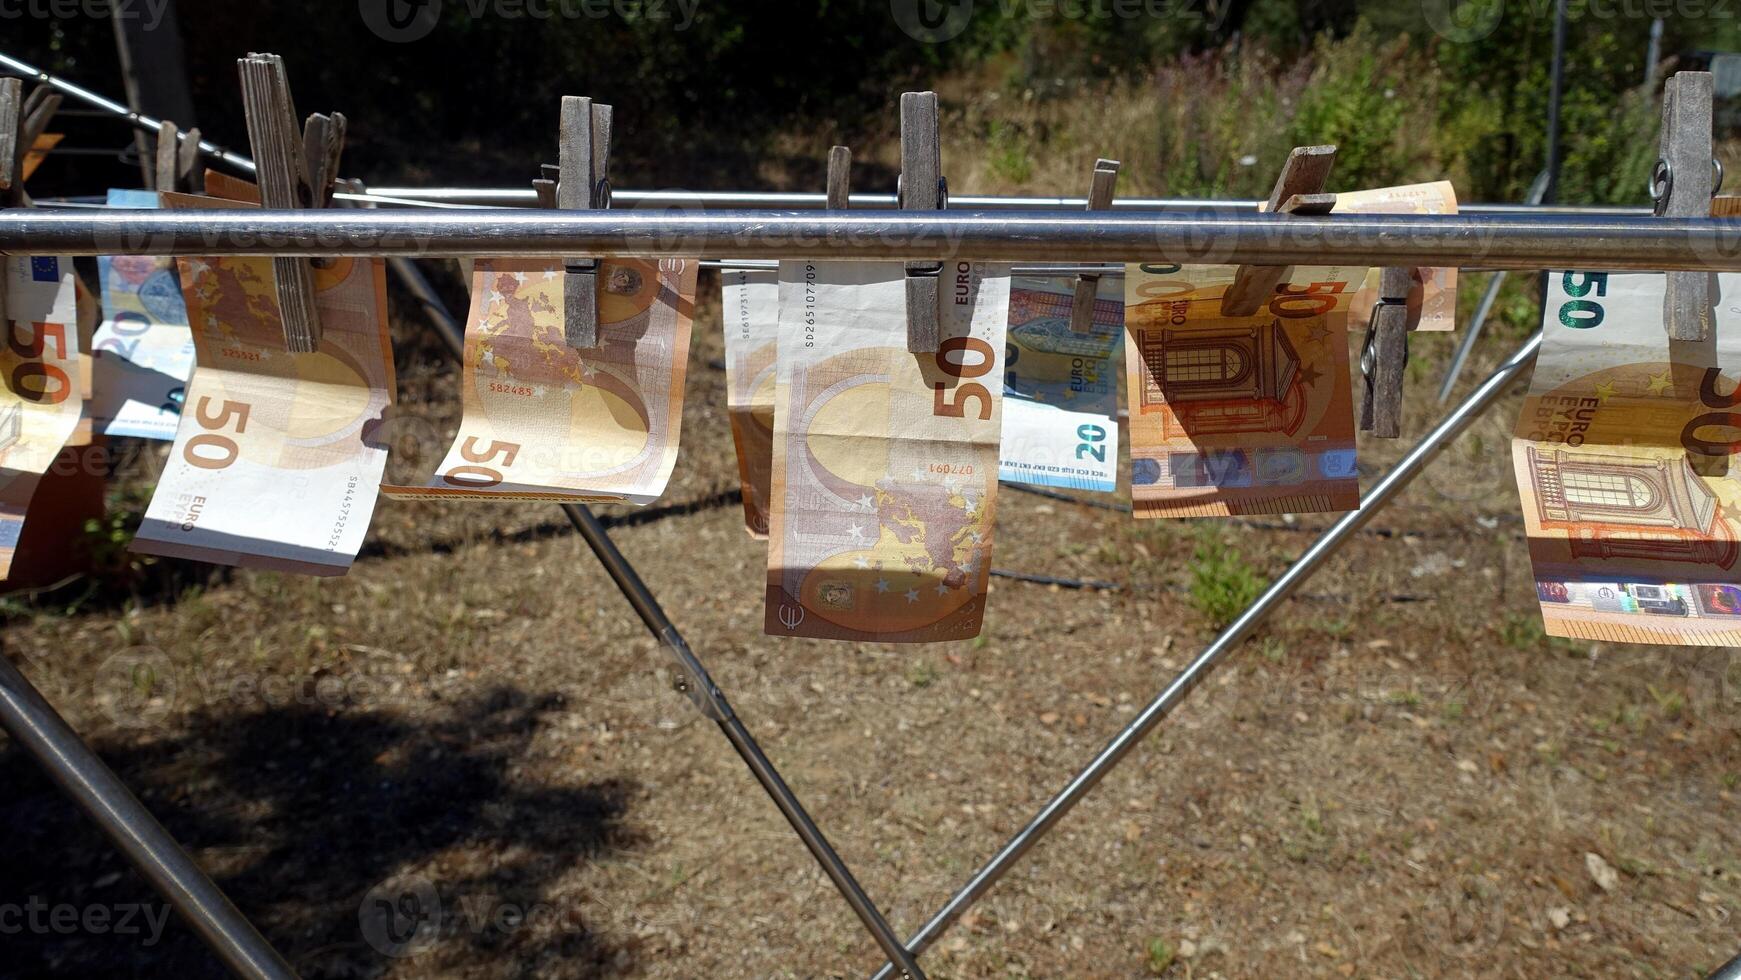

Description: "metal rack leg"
388 256 926 980
0 654 298 980
870 331 1544 979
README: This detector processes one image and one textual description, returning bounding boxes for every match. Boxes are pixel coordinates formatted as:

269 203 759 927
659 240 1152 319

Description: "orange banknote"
1123 263 1363 518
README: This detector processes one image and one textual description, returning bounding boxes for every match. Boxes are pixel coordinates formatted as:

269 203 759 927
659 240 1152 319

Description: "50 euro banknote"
721 268 778 536
1513 270 1741 646
130 192 395 576
766 260 1011 643
0 255 82 577
380 258 696 504
1123 263 1363 518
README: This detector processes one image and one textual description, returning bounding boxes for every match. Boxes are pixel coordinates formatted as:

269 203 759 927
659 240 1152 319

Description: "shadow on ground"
0 685 641 979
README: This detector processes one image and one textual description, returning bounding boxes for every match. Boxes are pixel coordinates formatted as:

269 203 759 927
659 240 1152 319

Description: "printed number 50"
442 437 521 488
183 397 251 470
932 336 995 420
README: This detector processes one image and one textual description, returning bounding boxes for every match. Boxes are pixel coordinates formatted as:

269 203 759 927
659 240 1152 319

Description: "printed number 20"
1075 423 1106 462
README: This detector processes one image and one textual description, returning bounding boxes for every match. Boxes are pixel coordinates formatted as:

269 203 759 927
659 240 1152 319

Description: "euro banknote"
380 258 696 504
766 260 1011 642
130 192 395 576
1123 263 1363 518
0 255 82 577
1336 181 1459 332
721 268 778 536
1513 270 1741 646
999 275 1123 493
90 189 196 440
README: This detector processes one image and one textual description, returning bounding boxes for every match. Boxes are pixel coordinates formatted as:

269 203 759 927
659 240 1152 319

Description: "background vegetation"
9 0 1741 204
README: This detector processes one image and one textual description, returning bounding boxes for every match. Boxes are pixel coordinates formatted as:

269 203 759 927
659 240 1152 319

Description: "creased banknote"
1514 270 1741 646
130 192 395 575
380 257 696 504
1000 275 1123 492
1337 181 1459 332
721 268 778 535
0 255 82 576
1124 263 1363 518
90 189 196 440
767 260 1011 642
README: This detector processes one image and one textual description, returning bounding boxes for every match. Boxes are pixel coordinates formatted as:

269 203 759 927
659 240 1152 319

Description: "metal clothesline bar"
868 327 1546 980
363 185 1651 215
3 210 1736 271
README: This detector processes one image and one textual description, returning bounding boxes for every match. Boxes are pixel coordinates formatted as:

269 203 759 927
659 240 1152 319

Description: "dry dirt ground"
1 271 1737 980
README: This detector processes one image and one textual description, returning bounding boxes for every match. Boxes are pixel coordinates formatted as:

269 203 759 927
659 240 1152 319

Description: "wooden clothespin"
532 163 559 208
17 84 61 168
1655 70 1717 342
1 79 61 208
1359 265 1416 439
238 53 339 352
0 78 18 326
826 145 851 210
557 96 613 348
151 120 204 193
1222 146 1338 317
1069 158 1120 333
301 112 346 209
0 77 21 207
899 91 946 353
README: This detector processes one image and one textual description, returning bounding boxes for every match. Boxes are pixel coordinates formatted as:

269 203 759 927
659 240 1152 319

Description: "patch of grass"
1647 684 1686 721
1145 937 1176 975
1259 636 1287 664
1498 612 1546 650
1188 534 1266 629
1724 772 1738 790
1314 616 1354 639
908 660 939 688
1441 699 1465 722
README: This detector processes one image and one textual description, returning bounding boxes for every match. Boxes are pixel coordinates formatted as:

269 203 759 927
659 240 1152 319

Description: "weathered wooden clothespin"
1222 145 1338 317
238 53 332 352
0 77 22 208
899 91 946 353
1 79 62 209
532 163 559 208
1069 158 1120 333
1654 70 1717 342
0 78 19 326
151 120 204 193
557 96 613 348
1359 265 1416 438
301 111 346 209
826 145 851 210
18 84 61 168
